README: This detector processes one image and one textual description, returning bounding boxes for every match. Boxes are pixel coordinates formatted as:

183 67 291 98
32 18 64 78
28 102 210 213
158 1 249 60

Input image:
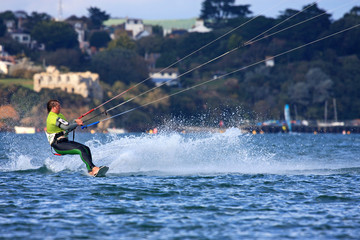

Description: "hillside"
1 5 360 132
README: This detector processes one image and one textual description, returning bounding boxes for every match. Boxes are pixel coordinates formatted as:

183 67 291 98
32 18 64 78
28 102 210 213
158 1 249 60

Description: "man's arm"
56 118 78 132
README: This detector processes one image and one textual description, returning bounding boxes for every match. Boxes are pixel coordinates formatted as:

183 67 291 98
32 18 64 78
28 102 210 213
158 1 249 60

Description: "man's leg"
52 140 96 172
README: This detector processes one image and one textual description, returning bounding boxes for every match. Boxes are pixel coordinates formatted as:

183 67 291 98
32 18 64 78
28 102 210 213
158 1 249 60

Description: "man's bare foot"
89 166 100 176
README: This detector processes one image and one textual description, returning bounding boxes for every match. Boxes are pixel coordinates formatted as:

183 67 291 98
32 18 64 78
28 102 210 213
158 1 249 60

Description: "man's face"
53 103 61 114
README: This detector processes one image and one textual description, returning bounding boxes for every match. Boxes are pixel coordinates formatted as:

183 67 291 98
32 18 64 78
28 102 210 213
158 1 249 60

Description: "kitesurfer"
45 99 100 176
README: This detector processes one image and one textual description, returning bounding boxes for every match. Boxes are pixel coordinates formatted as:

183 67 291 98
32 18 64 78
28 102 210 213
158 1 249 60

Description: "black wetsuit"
46 111 96 172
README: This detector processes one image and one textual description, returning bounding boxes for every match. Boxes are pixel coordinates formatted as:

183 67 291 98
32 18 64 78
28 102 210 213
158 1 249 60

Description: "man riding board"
45 99 100 176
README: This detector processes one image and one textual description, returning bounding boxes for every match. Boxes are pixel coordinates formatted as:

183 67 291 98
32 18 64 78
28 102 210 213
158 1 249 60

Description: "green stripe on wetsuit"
54 148 92 171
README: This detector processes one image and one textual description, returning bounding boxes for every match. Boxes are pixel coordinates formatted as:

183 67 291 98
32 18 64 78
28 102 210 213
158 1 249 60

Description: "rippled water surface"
1 130 360 239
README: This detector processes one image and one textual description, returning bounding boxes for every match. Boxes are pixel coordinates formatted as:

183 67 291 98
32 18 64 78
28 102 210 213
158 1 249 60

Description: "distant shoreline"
2 125 359 134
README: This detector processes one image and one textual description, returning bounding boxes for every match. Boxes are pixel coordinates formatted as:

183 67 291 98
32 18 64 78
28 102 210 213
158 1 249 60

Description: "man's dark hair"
47 100 60 113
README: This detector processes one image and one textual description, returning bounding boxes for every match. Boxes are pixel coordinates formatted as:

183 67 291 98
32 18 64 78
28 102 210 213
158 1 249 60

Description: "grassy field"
0 78 33 90
104 18 197 30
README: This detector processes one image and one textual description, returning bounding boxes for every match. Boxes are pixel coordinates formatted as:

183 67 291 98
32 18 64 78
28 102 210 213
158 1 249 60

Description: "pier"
241 125 360 134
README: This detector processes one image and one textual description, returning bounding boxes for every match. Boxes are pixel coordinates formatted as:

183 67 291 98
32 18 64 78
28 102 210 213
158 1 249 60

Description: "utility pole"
57 0 63 21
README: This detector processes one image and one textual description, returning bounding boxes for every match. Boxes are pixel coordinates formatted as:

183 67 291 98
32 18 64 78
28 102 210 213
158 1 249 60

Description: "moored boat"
14 126 35 134
107 128 127 134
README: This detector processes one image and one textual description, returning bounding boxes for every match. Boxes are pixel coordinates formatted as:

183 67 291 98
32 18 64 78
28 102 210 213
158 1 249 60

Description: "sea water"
1 129 360 239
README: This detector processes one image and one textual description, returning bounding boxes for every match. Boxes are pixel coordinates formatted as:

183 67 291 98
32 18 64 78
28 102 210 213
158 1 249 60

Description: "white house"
10 31 31 47
125 18 144 39
149 68 180 87
0 61 13 75
265 56 275 67
135 29 151 40
188 19 212 33
5 20 16 32
0 45 15 74
74 22 86 47
65 17 88 50
124 18 153 40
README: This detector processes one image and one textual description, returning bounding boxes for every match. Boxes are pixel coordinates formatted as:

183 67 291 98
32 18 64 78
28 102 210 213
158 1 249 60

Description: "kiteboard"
93 166 109 177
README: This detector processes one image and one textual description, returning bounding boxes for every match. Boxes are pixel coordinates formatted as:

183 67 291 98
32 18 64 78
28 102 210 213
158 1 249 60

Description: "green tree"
39 48 86 71
31 21 78 51
108 31 136 50
327 6 360 56
287 67 333 119
306 68 333 104
23 11 52 32
0 36 30 55
88 7 110 30
90 48 148 85
152 37 179 68
152 25 163 36
10 87 40 118
136 35 164 56
277 4 331 43
89 31 111 48
227 33 242 49
0 18 6 37
170 92 203 117
200 0 251 23
333 55 360 119
0 11 16 21
121 111 152 132
0 11 16 37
